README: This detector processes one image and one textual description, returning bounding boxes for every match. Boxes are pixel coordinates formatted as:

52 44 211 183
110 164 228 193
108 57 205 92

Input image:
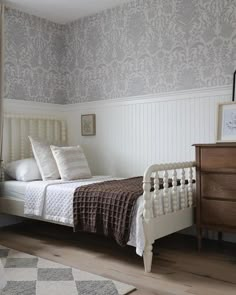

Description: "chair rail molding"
4 99 65 116
63 85 232 111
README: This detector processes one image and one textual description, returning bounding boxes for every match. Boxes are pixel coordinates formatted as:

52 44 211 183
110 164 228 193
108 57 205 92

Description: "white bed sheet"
0 180 28 200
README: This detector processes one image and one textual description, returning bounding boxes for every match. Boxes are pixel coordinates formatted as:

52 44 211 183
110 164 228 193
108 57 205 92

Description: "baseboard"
180 226 236 244
0 214 23 227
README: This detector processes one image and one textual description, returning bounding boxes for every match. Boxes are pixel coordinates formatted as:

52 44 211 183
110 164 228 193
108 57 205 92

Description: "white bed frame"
0 114 196 272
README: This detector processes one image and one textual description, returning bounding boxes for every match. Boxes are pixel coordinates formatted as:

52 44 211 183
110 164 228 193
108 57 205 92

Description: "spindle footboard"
142 161 196 272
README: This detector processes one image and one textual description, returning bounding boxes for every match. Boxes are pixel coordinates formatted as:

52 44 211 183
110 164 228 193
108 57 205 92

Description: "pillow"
50 145 92 181
5 158 42 182
29 136 60 181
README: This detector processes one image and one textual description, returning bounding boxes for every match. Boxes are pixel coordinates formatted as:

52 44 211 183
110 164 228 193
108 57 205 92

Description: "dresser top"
193 143 236 147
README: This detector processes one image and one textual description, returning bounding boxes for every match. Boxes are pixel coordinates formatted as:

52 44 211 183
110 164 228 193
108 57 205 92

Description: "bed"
0 113 196 272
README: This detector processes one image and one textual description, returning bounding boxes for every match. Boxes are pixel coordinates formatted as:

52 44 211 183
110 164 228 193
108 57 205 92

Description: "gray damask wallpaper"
4 0 236 104
5 8 66 103
64 0 236 103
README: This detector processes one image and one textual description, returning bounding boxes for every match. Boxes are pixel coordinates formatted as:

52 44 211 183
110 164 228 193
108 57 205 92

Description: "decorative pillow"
50 145 92 181
5 158 42 182
29 136 60 181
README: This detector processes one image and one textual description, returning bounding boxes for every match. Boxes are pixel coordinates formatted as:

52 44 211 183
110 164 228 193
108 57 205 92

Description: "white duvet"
24 176 145 256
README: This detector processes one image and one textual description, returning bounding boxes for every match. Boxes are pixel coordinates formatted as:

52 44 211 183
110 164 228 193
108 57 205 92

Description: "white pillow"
50 145 92 181
29 136 60 181
5 158 42 182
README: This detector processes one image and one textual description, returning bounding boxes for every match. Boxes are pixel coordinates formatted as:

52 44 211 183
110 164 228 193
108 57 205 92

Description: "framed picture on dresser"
216 102 236 142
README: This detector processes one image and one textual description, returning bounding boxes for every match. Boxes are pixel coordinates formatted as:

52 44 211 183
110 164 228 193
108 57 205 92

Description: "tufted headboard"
2 113 67 163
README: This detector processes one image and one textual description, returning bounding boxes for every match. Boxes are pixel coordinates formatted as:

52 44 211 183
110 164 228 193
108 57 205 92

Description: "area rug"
0 245 135 295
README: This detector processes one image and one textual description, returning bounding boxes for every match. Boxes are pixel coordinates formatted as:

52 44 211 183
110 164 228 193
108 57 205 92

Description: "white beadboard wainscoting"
64 86 231 177
3 86 232 177
2 86 236 245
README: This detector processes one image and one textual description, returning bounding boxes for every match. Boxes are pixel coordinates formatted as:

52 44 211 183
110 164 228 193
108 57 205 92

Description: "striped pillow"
29 136 60 181
50 145 92 180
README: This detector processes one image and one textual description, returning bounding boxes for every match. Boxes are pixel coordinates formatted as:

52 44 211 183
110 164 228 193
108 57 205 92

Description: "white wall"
3 86 232 178
2 86 235 245
64 86 231 177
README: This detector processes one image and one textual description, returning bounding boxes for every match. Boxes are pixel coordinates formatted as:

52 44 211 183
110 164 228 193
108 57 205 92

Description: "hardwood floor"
0 221 235 295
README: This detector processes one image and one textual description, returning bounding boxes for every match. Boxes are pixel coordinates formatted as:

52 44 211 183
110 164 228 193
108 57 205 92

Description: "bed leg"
143 244 153 273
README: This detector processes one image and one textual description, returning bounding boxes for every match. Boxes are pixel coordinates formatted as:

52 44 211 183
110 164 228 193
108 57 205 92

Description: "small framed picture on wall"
233 70 236 102
216 102 236 142
81 114 96 136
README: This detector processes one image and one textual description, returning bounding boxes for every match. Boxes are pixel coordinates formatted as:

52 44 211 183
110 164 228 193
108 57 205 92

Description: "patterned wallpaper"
5 0 236 104
4 8 66 104
64 0 236 103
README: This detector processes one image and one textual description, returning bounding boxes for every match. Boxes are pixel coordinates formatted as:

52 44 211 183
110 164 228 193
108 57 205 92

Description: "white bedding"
2 178 193 257
24 176 145 256
0 180 27 200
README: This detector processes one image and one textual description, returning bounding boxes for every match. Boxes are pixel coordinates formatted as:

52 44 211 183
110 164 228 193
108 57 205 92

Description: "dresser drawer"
201 173 236 201
200 147 236 171
201 199 236 227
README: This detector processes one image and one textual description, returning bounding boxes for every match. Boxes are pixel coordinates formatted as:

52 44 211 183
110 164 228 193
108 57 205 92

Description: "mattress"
0 180 28 200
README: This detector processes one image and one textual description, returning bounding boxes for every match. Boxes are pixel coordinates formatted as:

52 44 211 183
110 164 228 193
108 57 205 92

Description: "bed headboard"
3 113 67 163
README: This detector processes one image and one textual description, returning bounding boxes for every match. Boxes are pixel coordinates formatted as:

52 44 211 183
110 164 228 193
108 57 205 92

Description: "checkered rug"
0 245 135 295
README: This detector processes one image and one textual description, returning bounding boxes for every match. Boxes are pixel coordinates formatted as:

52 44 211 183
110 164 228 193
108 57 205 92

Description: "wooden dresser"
194 143 236 249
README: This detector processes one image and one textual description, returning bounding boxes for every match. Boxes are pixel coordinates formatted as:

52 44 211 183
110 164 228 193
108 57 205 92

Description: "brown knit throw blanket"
73 176 194 247
73 177 144 246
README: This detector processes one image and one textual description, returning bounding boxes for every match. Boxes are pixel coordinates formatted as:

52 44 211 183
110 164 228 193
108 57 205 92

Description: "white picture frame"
216 102 236 142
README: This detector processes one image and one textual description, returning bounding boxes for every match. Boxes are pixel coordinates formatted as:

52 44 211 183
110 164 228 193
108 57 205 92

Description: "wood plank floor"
0 221 235 295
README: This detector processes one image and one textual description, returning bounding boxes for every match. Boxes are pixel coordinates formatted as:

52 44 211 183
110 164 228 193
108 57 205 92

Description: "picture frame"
233 70 236 102
216 102 236 142
81 114 96 136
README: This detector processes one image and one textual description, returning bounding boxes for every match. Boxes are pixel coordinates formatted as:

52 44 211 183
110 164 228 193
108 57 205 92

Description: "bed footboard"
142 161 196 272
